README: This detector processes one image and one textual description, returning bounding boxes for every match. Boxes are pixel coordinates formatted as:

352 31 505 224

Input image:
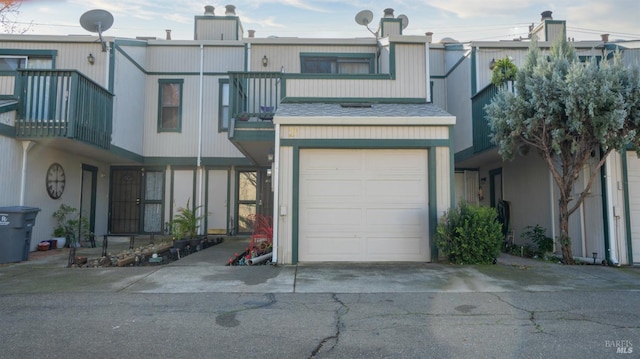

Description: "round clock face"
46 163 66 199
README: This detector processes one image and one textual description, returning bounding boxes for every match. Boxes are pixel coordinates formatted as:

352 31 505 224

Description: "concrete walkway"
1 236 638 295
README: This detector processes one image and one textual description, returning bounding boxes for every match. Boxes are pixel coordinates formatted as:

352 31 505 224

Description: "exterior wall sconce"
87 53 95 65
262 55 268 67
489 58 496 70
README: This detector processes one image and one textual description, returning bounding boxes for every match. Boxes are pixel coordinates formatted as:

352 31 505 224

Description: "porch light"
262 55 268 67
87 53 95 65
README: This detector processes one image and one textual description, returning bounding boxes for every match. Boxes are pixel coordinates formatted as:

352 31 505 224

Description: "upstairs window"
219 80 229 131
301 53 374 74
158 79 183 132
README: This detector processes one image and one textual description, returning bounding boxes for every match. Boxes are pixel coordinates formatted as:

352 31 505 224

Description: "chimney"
541 10 552 21
165 29 171 40
248 29 255 38
225 5 236 16
204 5 215 15
601 33 609 42
383 8 394 18
425 32 433 43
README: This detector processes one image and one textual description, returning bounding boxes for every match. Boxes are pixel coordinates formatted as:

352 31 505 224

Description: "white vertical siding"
436 147 451 217
112 45 147 155
276 147 293 264
22 145 109 250
279 125 449 140
0 74 15 95
0 137 22 206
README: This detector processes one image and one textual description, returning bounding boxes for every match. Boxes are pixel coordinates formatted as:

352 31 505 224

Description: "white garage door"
628 152 640 264
299 149 430 262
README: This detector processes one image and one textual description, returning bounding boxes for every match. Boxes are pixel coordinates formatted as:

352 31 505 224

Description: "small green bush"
521 224 554 255
436 201 503 264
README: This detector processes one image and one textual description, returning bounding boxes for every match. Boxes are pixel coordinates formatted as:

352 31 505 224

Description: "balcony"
471 83 499 154
14 69 113 149
228 71 282 122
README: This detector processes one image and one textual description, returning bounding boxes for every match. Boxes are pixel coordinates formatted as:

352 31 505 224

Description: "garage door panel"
303 179 362 199
301 235 363 260
366 179 426 199
299 148 429 262
365 236 426 255
365 207 426 226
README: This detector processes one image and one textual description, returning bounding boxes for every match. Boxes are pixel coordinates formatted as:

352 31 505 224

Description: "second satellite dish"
80 9 113 51
355 10 374 26
397 14 409 29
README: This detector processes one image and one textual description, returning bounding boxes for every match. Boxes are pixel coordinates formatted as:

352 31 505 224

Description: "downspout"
104 42 111 88
271 123 280 264
20 141 35 205
197 43 205 235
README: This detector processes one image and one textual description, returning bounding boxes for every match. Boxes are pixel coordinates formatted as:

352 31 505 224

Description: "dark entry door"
110 168 142 233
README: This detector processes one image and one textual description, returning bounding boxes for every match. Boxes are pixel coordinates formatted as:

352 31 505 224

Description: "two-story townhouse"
436 11 640 265
0 5 455 264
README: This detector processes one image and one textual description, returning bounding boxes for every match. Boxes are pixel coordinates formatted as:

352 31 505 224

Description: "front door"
80 164 97 240
110 167 165 234
110 168 142 234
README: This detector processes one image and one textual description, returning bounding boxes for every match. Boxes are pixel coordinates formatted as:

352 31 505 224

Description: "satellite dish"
80 9 113 52
355 10 374 26
397 14 409 29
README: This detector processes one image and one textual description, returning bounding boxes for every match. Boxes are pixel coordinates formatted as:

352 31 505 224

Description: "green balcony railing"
228 72 283 122
15 69 113 149
471 83 500 154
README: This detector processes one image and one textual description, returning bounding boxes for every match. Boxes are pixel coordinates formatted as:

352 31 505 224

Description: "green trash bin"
0 206 41 264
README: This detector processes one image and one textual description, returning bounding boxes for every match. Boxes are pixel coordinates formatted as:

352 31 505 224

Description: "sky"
7 0 640 43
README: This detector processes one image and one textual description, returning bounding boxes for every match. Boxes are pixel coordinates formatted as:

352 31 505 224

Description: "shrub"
436 201 503 264
520 224 554 255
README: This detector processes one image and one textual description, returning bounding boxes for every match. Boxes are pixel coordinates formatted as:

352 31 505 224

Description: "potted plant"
52 204 92 248
169 199 206 251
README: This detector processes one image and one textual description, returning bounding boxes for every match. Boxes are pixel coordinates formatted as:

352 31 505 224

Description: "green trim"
454 146 475 163
229 129 275 142
81 163 98 236
114 39 148 47
0 122 15 137
449 127 456 211
300 52 375 74
286 73 390 80
281 97 426 104
114 44 147 74
0 102 18 113
109 42 115 92
145 157 197 166
428 148 438 260
622 150 635 264
389 43 396 79
445 53 469 79
470 47 477 96
489 168 502 208
0 49 57 57
108 145 144 163
202 157 253 166
157 79 184 133
280 139 450 148
286 139 451 264
219 78 229 132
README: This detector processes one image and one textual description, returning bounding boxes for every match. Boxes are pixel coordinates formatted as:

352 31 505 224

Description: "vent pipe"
165 29 171 40
383 8 394 18
225 5 236 15
204 5 215 15
248 29 255 38
601 33 609 42
541 10 552 20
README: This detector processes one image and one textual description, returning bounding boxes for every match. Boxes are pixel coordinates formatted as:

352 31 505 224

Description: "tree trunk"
558 198 575 265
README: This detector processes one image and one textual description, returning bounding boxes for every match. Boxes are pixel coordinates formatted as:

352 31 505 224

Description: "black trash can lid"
0 206 41 213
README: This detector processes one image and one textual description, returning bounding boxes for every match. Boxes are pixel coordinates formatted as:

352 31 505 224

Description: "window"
219 79 229 131
301 53 374 74
0 56 26 71
158 79 183 132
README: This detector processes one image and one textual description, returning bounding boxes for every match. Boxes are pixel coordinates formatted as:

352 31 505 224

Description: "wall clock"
46 163 66 199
